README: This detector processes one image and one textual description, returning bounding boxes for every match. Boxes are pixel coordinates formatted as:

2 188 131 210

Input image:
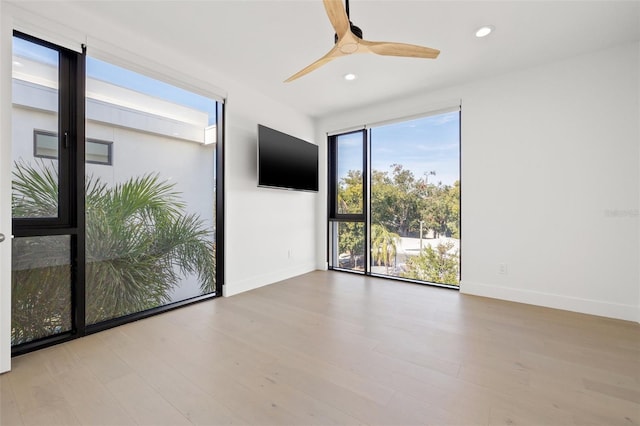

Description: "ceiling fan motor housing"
334 22 363 43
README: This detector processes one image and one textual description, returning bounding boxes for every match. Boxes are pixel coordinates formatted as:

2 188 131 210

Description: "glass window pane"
34 131 58 158
370 112 460 286
11 235 72 345
86 140 111 164
12 37 60 219
336 133 363 215
330 221 365 272
85 56 217 325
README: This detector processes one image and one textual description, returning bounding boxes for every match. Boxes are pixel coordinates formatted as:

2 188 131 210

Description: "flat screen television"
257 124 318 192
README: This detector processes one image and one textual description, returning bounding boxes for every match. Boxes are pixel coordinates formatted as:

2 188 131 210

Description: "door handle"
0 233 4 243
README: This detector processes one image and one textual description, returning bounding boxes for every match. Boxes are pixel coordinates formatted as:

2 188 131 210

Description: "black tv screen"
258 124 318 192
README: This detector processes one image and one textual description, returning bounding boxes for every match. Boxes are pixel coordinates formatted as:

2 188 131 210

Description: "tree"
421 180 460 238
371 170 399 232
335 170 365 269
371 165 427 237
11 161 216 342
12 160 59 218
402 241 460 285
337 170 363 214
446 180 460 239
337 164 460 280
370 224 401 274
389 164 425 236
337 222 364 270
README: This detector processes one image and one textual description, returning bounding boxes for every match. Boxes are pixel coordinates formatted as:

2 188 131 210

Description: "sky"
337 111 460 186
86 58 217 126
13 36 217 126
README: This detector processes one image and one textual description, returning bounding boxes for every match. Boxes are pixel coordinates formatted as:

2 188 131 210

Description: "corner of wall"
223 262 317 297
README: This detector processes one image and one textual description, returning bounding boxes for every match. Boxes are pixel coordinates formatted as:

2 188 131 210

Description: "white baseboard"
460 280 639 323
223 262 317 297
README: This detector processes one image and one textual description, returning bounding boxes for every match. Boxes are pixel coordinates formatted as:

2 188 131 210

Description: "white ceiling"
23 1 640 118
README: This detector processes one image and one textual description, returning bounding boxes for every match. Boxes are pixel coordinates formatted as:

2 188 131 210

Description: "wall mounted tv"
257 124 318 192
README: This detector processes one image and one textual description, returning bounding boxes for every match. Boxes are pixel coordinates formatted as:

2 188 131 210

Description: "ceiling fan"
284 0 440 82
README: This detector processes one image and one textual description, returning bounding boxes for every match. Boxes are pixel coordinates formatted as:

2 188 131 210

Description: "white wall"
317 41 640 322
0 2 318 371
223 95 318 296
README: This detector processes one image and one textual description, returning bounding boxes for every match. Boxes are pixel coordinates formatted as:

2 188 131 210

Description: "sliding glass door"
10 32 224 354
328 110 461 287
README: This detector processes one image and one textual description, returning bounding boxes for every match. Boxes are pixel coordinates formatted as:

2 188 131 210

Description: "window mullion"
364 129 371 275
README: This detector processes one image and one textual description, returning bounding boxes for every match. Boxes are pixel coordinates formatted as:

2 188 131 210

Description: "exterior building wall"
12 72 216 303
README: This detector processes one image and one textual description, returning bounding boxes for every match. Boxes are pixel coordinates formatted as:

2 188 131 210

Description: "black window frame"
85 138 113 165
32 129 59 160
12 32 81 231
327 129 370 273
327 112 462 288
328 129 367 222
11 30 86 355
11 31 225 356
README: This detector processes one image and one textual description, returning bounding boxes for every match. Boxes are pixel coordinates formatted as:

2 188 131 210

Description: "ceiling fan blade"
361 40 440 59
284 46 342 82
323 0 350 38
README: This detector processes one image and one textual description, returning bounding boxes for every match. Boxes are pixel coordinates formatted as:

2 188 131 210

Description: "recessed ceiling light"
344 73 357 81
475 26 494 38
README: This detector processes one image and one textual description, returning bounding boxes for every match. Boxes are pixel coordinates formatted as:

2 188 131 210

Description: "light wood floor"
1 271 639 426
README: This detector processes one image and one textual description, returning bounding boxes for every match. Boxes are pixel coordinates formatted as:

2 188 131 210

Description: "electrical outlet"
498 263 508 275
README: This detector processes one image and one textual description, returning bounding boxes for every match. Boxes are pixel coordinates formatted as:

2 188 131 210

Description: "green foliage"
421 180 460 239
339 162 460 283
11 236 71 345
11 161 216 343
337 170 363 214
369 164 460 239
11 160 58 218
85 173 216 324
371 224 401 273
402 241 460 286
448 180 460 239
336 170 365 269
337 222 364 269
371 165 426 236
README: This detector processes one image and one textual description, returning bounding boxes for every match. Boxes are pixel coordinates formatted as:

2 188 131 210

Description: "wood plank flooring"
1 271 639 425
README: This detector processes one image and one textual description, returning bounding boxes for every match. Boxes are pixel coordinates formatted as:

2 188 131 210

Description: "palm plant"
371 224 401 274
12 235 72 345
11 160 216 342
12 160 59 218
